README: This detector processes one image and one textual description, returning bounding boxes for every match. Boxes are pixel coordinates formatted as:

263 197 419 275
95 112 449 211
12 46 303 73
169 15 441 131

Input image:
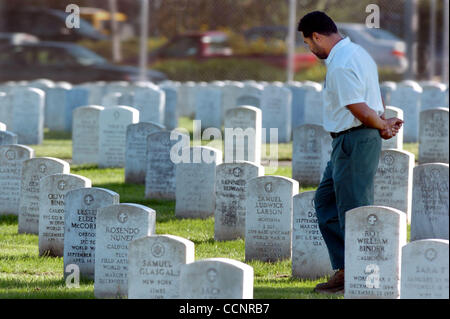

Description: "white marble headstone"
98 106 139 168
177 82 196 118
101 92 122 107
125 121 165 184
236 83 263 108
18 157 70 234
344 206 407 299
0 145 34 215
379 81 397 106
215 161 264 241
11 87 44 145
420 82 447 111
400 239 449 299
145 130 188 200
224 106 262 164
390 82 422 142
418 108 449 164
133 86 165 125
292 191 334 279
292 124 332 186
0 93 11 129
302 82 323 126
72 105 104 165
411 163 449 241
175 146 222 219
221 82 244 120
179 258 253 299
128 234 195 299
94 203 156 298
0 130 18 146
245 175 299 262
64 187 120 280
38 173 91 257
373 149 414 224
286 82 305 130
260 84 292 143
160 85 178 130
45 86 70 131
195 86 223 130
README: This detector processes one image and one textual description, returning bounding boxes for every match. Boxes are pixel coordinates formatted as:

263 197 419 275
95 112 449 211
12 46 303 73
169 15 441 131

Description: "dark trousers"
314 128 381 270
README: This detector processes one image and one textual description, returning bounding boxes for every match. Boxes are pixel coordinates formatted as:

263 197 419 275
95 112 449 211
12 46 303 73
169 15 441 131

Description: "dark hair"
297 11 338 38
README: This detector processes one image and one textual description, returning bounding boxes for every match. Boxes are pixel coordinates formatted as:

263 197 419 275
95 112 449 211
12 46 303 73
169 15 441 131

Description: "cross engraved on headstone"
5 150 15 160
207 268 218 282
368 214 378 225
57 180 66 190
39 164 47 173
84 194 94 205
384 154 395 166
118 211 128 223
233 167 242 177
264 182 273 193
425 248 437 261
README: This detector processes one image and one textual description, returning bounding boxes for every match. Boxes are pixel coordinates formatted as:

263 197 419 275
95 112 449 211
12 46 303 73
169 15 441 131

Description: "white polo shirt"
322 37 384 133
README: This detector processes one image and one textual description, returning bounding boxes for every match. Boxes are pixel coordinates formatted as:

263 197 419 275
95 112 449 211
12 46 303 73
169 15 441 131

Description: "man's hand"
379 117 403 140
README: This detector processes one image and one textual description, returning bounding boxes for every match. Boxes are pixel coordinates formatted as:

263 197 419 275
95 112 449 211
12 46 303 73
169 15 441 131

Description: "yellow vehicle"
79 7 133 39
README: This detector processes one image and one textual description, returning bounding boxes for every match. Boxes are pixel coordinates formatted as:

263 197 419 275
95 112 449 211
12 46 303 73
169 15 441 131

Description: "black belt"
330 125 366 139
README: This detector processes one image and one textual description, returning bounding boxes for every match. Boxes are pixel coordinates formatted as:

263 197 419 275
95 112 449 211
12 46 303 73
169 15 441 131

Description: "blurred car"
0 7 107 42
0 32 39 45
244 24 408 73
243 25 306 47
0 41 168 83
138 31 318 72
79 7 135 40
336 23 408 73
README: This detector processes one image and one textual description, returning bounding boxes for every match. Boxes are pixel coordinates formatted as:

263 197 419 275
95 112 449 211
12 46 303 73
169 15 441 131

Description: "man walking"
297 11 403 294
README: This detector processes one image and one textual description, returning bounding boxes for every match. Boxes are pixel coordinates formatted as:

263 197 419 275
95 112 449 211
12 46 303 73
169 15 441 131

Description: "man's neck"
326 34 344 56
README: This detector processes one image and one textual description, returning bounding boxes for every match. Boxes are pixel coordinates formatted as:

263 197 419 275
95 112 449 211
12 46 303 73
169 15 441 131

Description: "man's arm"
346 102 403 138
380 97 386 119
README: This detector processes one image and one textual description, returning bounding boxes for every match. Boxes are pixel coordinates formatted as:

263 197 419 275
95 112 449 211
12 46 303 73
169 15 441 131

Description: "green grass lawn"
0 119 415 299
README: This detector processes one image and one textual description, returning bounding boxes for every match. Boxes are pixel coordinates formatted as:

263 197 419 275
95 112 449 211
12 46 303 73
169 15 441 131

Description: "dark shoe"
314 269 344 294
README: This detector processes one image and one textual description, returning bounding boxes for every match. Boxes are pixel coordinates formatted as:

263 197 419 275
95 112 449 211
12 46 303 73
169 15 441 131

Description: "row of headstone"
1 145 446 299
72 105 139 167
3 142 446 261
211 159 447 280
343 205 448 299
381 80 449 143
127 236 253 299
3 79 446 147
0 87 45 145
76 81 178 131
29 180 253 299
73 103 264 173
381 106 448 165
71 103 446 179
1 148 254 299
374 154 449 240
61 192 253 299
0 80 178 136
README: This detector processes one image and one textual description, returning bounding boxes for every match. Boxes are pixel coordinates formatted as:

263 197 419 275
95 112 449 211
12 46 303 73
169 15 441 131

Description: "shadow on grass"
254 285 342 299
0 215 18 226
43 129 72 140
81 182 179 223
